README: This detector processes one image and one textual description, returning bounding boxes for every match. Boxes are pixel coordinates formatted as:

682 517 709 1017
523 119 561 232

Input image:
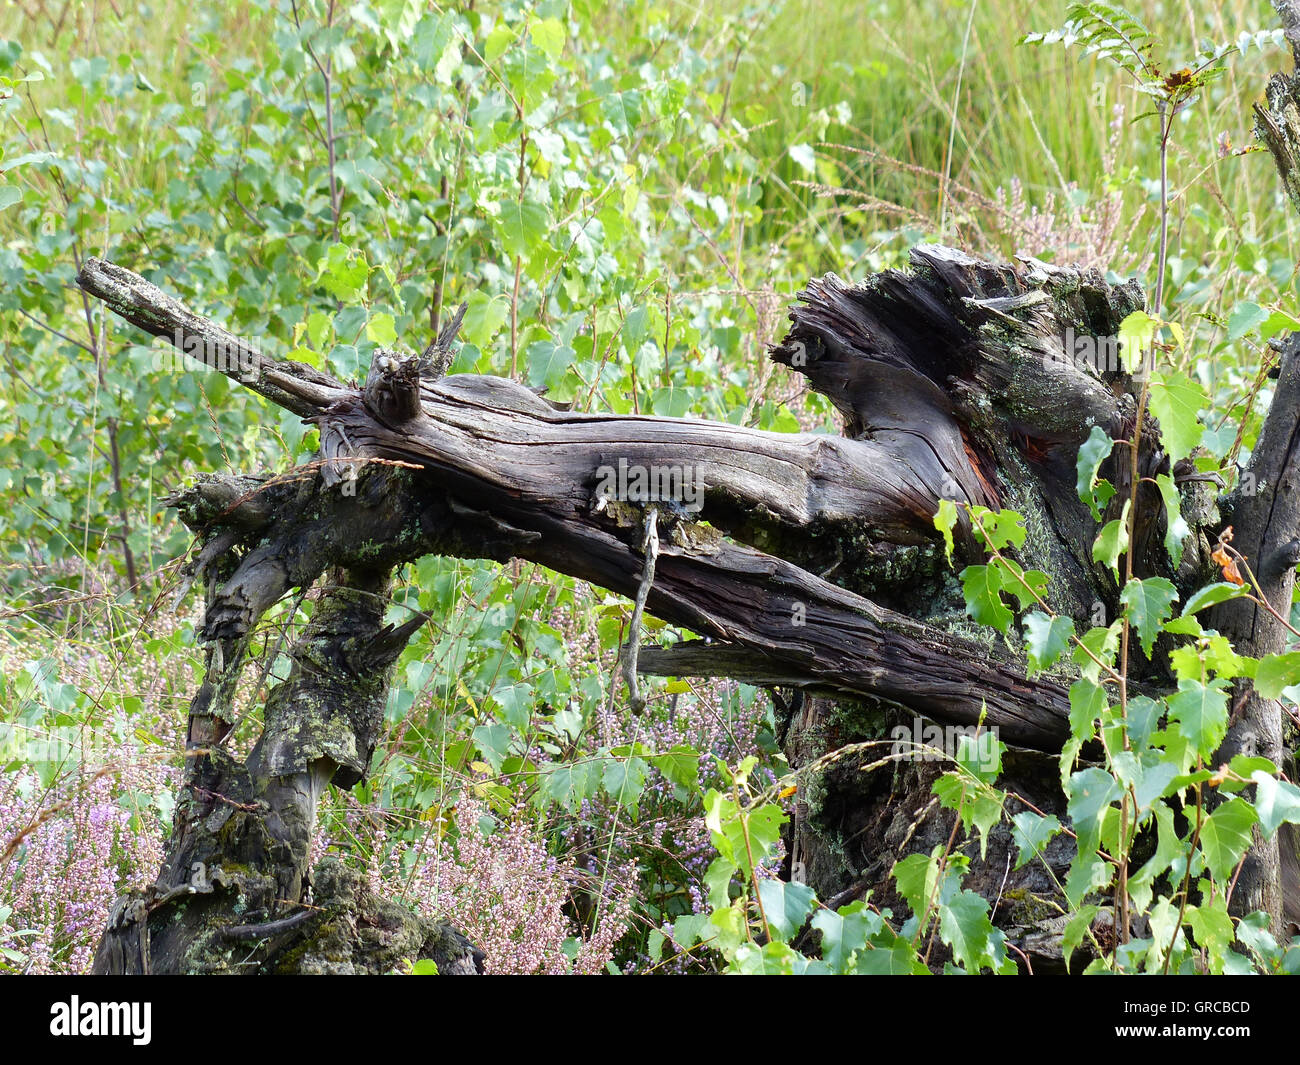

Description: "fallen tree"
77 234 1294 972
80 19 1300 976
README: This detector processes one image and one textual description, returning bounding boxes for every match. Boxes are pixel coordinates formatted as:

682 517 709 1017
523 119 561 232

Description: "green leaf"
1067 766 1122 830
484 23 516 62
1260 308 1300 342
857 930 927 974
1186 897 1235 973
317 243 369 302
934 771 1003 859
1147 896 1184 965
1024 612 1073 675
602 755 647 808
971 506 1027 551
704 791 786 878
1250 771 1300 838
811 903 882 972
1064 850 1112 909
1063 904 1101 970
1092 501 1130 578
704 855 737 910
1154 473 1189 567
1166 676 1229 755
494 201 551 259
1010 810 1061 870
956 730 1004 785
472 722 512 771
411 12 453 70
1147 370 1207 464
1073 622 1121 683
1129 803 1181 913
756 878 817 940
1068 678 1107 743
1235 910 1282 969
648 745 700 792
1075 424 1116 520
1198 797 1258 880
1118 310 1157 371
1181 581 1248 616
1226 301 1268 340
1130 756 1178 816
997 561 1048 610
528 17 566 60
0 185 21 210
892 850 939 917
1254 652 1300 699
1120 577 1177 657
1125 695 1164 749
537 761 600 813
937 890 1005 973
1224 755 1277 789
305 311 334 351
671 912 716 950
933 498 958 563
365 312 397 345
728 939 808 974
961 564 1012 633
461 291 509 348
932 772 965 811
739 804 788 873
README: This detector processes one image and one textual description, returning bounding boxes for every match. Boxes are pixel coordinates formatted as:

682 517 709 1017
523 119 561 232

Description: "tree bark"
75 242 1177 972
1205 3 1300 932
77 73 1300 964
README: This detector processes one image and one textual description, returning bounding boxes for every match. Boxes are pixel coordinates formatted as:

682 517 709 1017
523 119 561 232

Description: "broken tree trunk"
92 517 485 973
72 236 1202 974
1208 0 1300 933
78 18 1300 957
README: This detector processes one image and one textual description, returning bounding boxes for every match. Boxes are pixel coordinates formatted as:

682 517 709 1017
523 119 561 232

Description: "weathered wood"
771 245 1178 628
1257 1 1300 219
1204 24 1300 930
1209 332 1300 927
73 251 1171 755
74 213 1293 967
91 557 483 974
77 257 349 417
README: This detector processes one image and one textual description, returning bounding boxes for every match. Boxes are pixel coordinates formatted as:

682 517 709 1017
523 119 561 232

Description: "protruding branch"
76 257 348 417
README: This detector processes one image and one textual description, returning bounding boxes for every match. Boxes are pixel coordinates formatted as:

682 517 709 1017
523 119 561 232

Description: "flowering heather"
530 589 785 970
0 610 188 974
402 799 634 975
990 104 1148 276
0 747 176 973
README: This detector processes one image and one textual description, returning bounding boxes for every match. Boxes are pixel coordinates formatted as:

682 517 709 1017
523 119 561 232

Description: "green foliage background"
2 0 1299 973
